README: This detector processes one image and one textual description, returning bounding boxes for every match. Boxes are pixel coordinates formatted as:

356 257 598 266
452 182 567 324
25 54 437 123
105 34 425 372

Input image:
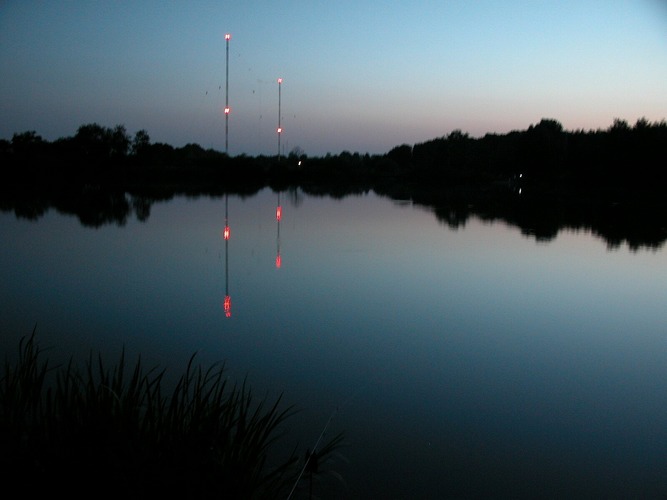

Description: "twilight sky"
1 1 666 157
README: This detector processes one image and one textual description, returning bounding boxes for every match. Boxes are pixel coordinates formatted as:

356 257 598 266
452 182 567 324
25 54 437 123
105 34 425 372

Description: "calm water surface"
2 187 666 498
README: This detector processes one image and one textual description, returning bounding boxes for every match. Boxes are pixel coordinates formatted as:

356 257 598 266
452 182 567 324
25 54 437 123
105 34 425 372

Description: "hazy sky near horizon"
1 1 666 156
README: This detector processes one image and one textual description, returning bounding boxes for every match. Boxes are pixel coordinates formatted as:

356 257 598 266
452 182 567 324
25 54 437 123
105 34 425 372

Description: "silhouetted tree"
131 130 151 155
11 131 46 154
288 146 305 161
7 131 51 182
520 119 566 180
110 125 131 159
386 144 412 169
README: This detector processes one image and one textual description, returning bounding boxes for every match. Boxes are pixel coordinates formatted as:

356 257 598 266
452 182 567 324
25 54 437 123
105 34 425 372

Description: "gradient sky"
1 1 666 157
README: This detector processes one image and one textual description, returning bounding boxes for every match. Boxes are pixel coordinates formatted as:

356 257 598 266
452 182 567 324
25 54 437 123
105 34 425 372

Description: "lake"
1 186 666 498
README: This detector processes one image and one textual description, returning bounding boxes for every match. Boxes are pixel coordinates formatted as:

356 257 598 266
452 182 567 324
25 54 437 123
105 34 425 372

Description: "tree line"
1 118 665 190
386 117 666 187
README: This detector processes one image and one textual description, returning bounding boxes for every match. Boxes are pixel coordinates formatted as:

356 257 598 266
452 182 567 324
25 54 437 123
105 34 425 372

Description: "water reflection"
1 183 665 251
223 194 231 317
221 190 286 315
276 191 282 269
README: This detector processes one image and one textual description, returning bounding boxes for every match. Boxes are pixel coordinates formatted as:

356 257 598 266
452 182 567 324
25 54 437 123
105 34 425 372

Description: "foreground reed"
0 330 343 499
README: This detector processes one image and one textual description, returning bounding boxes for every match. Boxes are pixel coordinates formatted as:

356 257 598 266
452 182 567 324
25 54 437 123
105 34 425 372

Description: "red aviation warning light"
276 206 282 221
223 225 230 240
223 295 231 317
277 127 282 134
277 77 282 84
224 106 230 114
275 254 281 268
225 33 231 41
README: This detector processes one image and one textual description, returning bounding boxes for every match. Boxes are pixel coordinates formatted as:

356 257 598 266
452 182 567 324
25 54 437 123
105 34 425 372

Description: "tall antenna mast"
277 77 282 161
224 33 231 154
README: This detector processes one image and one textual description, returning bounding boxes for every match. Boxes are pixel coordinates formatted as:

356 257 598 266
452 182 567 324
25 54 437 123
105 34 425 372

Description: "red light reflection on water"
223 295 231 317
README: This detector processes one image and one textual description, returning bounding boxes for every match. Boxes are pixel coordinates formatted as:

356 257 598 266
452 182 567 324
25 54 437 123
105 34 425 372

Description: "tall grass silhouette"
1 329 343 498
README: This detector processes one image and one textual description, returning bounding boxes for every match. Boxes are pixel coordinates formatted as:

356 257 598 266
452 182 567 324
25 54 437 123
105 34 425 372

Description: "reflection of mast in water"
223 194 231 317
275 191 282 268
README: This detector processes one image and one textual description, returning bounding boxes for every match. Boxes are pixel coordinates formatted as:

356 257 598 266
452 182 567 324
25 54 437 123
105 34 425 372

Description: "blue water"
1 187 666 498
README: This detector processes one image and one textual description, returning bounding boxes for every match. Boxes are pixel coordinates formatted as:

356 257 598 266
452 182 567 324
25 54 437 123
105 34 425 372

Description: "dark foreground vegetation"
1 117 666 250
0 332 343 499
